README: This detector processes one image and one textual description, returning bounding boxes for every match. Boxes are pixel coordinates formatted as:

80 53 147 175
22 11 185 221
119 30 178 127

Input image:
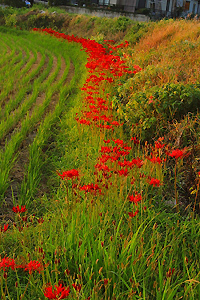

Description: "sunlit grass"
0 20 199 300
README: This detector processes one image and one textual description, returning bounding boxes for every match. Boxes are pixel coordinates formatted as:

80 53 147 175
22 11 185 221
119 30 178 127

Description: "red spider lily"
79 183 101 194
95 163 111 173
131 137 139 144
111 121 123 126
149 178 161 187
113 139 124 146
133 65 142 74
100 146 112 154
128 209 139 218
155 141 165 149
38 217 44 224
24 260 44 274
129 193 142 205
76 118 91 126
168 149 185 160
72 283 82 292
131 158 144 168
166 268 175 278
0 257 16 271
117 168 129 176
147 156 162 164
12 205 27 213
44 283 70 299
103 139 110 144
1 224 9 232
58 169 79 180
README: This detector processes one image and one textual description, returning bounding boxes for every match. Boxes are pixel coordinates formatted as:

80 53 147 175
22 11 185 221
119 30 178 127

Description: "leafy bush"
17 11 66 30
124 21 151 45
115 16 132 32
123 83 200 141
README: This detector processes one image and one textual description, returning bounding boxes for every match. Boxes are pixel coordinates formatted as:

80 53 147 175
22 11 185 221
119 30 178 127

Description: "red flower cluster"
0 256 44 274
58 169 79 180
129 192 142 205
12 205 27 213
168 149 185 160
33 28 140 132
44 283 70 299
148 177 161 187
131 136 139 144
128 209 139 218
24 260 43 274
1 224 9 233
79 183 101 195
0 257 15 271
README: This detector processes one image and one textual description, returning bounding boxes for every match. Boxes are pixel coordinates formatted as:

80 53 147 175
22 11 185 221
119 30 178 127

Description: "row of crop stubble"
0 26 87 209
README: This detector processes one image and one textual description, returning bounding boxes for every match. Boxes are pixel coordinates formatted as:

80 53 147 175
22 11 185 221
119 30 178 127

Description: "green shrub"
125 21 151 45
5 13 17 27
122 83 200 141
115 16 132 32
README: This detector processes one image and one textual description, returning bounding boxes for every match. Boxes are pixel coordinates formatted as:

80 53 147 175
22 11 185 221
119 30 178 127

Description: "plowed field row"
0 27 85 216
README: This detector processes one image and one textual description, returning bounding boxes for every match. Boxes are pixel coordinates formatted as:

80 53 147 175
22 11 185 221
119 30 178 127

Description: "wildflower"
38 217 44 224
72 283 82 292
1 224 9 232
166 268 175 278
24 260 43 274
44 283 70 299
129 193 142 205
149 178 161 187
117 168 129 176
168 149 185 160
58 169 79 180
103 139 110 144
148 156 162 164
131 158 144 168
131 137 139 144
0 257 16 271
12 205 27 213
155 140 165 149
113 139 124 146
128 210 139 218
79 183 101 195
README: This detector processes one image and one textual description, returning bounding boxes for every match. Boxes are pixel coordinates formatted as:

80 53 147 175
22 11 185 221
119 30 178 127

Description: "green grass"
0 21 199 300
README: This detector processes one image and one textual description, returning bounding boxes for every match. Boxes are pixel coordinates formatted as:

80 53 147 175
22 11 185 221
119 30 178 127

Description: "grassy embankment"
0 11 199 300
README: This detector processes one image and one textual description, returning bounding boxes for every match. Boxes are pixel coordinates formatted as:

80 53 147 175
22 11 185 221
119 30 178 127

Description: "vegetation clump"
0 10 199 300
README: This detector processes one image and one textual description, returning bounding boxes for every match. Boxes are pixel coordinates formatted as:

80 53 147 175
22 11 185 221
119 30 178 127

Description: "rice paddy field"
0 11 200 300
